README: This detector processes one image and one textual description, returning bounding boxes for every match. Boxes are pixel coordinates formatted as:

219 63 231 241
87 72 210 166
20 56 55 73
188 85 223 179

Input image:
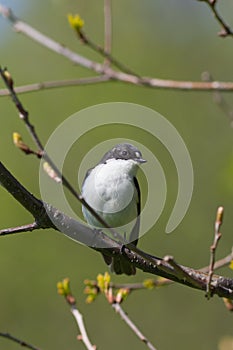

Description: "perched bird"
82 143 146 275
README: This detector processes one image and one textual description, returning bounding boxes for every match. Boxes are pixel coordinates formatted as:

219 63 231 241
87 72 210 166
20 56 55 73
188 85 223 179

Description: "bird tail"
102 254 136 275
111 256 136 275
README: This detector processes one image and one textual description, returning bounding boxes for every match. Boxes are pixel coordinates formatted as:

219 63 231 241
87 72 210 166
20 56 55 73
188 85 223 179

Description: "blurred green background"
1 1 233 349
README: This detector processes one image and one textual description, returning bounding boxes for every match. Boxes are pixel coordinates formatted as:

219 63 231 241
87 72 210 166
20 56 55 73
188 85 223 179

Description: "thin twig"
111 249 233 291
2 4 233 91
69 3 138 76
104 0 112 66
0 66 124 244
90 274 156 349
112 303 157 350
0 332 41 350
201 250 233 273
0 76 110 96
199 0 233 37
202 71 233 125
0 222 39 236
13 132 43 158
163 255 205 289
0 68 43 150
0 162 51 227
76 29 139 76
111 278 171 290
57 279 96 350
71 306 96 350
206 206 224 298
0 5 103 72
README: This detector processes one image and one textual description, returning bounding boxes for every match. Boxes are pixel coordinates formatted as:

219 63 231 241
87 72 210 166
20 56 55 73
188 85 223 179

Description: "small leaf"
67 14 84 31
57 278 70 296
3 68 14 88
143 278 155 289
13 132 32 154
13 132 25 148
97 272 111 292
229 260 233 270
115 288 130 303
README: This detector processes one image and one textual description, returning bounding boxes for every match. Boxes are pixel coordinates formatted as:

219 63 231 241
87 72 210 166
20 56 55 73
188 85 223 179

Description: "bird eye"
121 150 128 157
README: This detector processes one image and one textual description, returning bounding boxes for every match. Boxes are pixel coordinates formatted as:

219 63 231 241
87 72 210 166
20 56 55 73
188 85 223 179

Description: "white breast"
82 159 139 230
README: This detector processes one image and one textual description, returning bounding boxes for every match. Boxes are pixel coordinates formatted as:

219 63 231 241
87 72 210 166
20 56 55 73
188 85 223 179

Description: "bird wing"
129 176 141 246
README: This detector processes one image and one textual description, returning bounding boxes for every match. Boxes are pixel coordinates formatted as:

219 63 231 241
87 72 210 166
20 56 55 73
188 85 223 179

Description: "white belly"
82 159 138 231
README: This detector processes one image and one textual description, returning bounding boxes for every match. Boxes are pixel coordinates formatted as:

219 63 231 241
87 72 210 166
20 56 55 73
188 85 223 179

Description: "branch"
1 4 233 91
0 332 41 350
206 206 223 298
199 0 233 37
1 4 233 299
202 71 233 125
108 250 233 292
0 66 124 244
85 273 157 348
71 24 139 76
0 222 39 236
162 255 205 289
112 303 157 350
71 306 96 350
0 76 110 96
57 279 96 350
0 161 113 246
104 0 112 66
1 160 233 299
203 251 233 272
111 277 172 291
0 162 51 228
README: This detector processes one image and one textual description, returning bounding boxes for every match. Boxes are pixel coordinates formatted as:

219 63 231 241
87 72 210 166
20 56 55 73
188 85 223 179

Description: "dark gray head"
100 143 146 164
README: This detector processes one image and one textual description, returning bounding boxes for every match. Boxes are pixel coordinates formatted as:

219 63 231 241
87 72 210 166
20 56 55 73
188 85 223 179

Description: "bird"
81 143 146 275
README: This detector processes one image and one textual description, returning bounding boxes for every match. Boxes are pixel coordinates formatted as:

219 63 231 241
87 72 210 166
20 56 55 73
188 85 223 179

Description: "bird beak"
136 158 147 164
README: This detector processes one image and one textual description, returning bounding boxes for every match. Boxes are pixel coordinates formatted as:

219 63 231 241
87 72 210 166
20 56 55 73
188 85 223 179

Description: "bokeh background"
1 1 233 349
